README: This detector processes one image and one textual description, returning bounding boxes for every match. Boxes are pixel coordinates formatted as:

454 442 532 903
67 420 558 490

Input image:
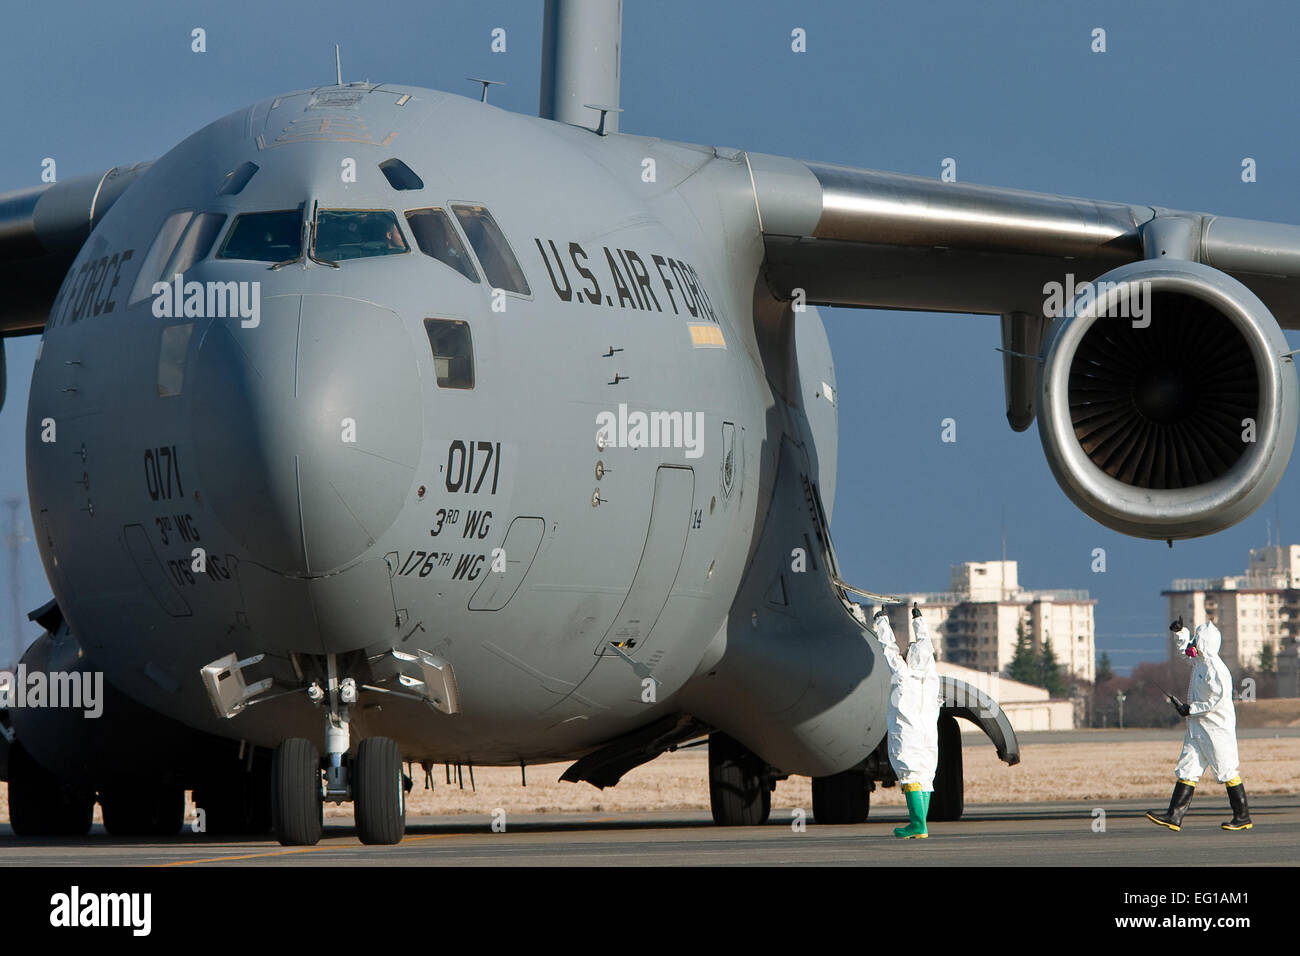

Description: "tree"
1259 642 1276 674
1039 637 1067 697
1126 660 1187 727
1096 651 1114 683
1006 621 1039 685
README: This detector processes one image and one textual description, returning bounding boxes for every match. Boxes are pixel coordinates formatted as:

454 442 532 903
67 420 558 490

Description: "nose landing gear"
353 736 406 845
269 656 407 847
271 737 323 846
270 733 408 847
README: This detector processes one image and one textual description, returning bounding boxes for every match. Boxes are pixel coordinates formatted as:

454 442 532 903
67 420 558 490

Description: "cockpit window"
164 213 226 279
379 158 424 191
424 319 474 389
218 209 303 262
451 204 530 295
405 208 479 282
129 210 227 305
217 161 259 196
314 209 408 261
130 211 193 304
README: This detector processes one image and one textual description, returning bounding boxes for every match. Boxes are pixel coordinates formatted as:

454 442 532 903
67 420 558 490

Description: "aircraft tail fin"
539 0 622 133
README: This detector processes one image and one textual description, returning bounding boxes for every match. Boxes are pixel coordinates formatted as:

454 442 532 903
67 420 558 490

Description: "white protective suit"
1172 622 1240 783
873 613 943 791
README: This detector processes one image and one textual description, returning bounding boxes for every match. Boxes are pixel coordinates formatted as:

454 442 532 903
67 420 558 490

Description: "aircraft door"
468 516 546 611
594 465 694 656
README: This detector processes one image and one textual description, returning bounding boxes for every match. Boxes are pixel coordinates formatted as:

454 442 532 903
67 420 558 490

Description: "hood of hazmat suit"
871 613 942 789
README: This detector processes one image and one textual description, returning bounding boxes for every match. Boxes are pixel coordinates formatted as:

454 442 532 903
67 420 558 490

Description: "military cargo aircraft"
1 0 1296 846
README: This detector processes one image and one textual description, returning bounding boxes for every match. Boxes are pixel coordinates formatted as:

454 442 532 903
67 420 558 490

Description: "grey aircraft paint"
3 0 1299 842
3 74 891 788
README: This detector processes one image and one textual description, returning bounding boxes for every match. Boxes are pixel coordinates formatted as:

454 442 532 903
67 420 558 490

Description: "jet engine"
1037 258 1298 539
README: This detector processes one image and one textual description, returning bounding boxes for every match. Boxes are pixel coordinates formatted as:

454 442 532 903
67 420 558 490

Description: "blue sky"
2 0 1298 673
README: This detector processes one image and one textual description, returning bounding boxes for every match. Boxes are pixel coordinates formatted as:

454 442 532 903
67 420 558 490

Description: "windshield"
314 209 408 261
218 209 303 262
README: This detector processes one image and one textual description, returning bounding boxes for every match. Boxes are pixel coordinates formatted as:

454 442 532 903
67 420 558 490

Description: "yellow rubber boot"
1222 778 1253 830
1146 780 1195 831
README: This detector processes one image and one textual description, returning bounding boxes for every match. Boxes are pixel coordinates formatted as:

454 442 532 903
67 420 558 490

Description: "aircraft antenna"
335 44 343 86
467 77 506 103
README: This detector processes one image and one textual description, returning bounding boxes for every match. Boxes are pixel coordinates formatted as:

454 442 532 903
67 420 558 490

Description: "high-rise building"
1163 544 1300 672
871 560 1096 684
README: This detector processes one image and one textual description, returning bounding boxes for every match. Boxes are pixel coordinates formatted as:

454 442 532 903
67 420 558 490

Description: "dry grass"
2 737 1296 822
1237 698 1300 728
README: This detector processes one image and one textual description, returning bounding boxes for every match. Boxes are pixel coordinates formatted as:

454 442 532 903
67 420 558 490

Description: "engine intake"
1038 259 1297 539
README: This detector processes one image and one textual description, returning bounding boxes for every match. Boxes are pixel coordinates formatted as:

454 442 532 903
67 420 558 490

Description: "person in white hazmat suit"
871 604 942 838
1146 616 1252 832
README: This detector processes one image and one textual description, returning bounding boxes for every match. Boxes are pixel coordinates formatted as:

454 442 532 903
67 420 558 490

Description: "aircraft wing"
9 157 1300 332
744 153 1300 542
0 164 151 337
5 150 1300 542
748 153 1300 328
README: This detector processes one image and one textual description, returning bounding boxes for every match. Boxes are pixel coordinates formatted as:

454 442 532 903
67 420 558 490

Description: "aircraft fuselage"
25 84 836 766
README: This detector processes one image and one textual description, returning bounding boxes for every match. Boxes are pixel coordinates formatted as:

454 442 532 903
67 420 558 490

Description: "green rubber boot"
894 786 928 839
922 790 931 819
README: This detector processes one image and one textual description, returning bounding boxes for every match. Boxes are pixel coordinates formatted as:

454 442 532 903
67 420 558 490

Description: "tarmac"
1 795 1295 866
1010 727 1300 743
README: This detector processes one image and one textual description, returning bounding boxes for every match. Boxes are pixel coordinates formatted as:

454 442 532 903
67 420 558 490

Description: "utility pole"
5 497 28 669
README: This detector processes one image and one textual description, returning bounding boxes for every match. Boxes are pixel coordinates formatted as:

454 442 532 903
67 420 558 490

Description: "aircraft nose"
191 294 422 575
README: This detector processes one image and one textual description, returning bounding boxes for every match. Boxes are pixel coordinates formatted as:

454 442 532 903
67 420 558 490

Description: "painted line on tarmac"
156 832 457 866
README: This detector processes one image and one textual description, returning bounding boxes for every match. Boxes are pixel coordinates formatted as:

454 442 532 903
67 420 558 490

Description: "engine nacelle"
1038 258 1297 540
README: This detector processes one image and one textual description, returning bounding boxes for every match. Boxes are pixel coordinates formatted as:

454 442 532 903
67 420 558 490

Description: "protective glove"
1169 616 1184 633
911 602 922 619
874 608 888 622
1175 702 1191 718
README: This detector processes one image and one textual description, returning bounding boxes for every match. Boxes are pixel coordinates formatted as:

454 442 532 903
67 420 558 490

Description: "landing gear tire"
708 732 771 826
7 742 94 837
812 769 871 824
929 714 964 822
354 736 406 845
272 738 323 847
100 784 185 836
195 762 272 836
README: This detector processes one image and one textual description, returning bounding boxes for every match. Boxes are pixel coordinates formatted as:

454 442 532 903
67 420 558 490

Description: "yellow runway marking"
158 814 632 865
157 832 455 866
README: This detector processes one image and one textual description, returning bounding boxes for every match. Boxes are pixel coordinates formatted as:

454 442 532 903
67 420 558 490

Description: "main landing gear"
705 722 965 828
811 769 872 824
708 732 773 825
6 742 94 837
100 782 185 837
